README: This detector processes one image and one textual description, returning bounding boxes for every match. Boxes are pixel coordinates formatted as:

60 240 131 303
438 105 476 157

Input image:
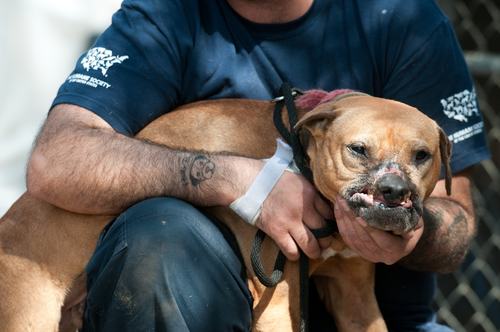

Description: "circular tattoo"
188 155 215 186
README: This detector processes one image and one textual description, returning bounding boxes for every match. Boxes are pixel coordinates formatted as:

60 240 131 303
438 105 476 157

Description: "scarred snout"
344 163 422 235
374 173 412 208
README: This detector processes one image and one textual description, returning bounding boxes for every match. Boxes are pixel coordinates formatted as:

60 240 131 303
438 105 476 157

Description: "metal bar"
465 51 500 75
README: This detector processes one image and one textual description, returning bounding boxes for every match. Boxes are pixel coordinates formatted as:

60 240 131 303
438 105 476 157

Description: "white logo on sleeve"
440 89 479 123
81 47 129 77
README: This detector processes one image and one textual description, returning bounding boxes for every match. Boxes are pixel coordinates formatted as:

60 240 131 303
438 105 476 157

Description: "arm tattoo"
180 154 216 186
399 198 472 273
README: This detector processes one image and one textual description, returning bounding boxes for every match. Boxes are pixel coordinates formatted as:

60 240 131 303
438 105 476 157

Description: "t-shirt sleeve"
381 6 490 173
52 0 194 136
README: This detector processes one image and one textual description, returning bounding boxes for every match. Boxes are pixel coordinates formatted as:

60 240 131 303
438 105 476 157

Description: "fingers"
314 194 334 220
300 185 335 254
289 223 322 259
334 196 423 264
256 174 334 260
309 195 334 250
264 213 323 260
272 231 300 261
334 200 383 262
400 218 424 249
260 217 319 261
283 202 333 259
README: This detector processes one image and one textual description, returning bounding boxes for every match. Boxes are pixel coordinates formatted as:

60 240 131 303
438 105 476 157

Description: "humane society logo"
81 47 129 77
67 47 129 89
440 89 479 123
441 89 485 144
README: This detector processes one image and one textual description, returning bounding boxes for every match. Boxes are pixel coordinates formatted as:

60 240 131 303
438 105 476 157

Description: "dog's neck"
226 0 313 24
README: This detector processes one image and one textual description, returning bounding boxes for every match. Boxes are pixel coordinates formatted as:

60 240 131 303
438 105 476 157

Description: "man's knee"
84 197 253 331
118 197 243 264
90 196 246 284
121 197 211 254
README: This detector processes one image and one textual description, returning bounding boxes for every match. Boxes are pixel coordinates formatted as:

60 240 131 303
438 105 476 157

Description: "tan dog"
0 92 451 331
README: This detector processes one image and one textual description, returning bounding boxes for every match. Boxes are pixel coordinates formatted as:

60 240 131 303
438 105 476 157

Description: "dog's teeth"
350 192 375 207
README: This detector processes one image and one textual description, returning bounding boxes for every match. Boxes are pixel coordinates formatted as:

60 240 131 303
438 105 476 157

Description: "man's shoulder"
355 0 448 31
350 0 451 57
356 0 445 17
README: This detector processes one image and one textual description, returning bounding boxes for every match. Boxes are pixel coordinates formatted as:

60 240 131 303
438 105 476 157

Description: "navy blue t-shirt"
52 0 490 329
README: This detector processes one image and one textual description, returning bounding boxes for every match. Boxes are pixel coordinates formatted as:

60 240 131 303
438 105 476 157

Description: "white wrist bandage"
229 139 297 226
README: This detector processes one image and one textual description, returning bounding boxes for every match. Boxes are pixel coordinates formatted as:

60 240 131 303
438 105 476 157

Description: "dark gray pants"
82 197 254 331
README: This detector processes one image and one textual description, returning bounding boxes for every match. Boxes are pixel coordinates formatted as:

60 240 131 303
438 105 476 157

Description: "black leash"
272 83 313 182
250 83 338 332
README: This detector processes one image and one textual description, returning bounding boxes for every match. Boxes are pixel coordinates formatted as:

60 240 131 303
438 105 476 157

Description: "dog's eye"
414 150 431 163
347 144 368 157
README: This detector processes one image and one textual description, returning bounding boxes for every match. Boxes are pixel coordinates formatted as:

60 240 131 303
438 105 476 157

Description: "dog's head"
295 91 452 234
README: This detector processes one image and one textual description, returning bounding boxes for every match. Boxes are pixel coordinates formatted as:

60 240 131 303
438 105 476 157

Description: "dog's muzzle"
344 165 422 235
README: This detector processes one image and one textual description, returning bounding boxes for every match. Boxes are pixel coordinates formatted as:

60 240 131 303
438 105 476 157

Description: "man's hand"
334 196 424 265
333 170 475 272
254 171 333 261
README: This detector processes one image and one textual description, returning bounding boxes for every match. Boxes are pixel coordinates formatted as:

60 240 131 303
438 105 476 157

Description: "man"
27 0 490 331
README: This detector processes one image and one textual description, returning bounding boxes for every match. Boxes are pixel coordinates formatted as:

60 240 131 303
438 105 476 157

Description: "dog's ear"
439 128 453 195
294 107 337 131
294 92 365 131
298 127 311 151
295 107 338 149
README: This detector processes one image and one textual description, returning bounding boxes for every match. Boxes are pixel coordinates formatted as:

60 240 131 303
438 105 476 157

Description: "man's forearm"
399 197 475 273
27 109 258 215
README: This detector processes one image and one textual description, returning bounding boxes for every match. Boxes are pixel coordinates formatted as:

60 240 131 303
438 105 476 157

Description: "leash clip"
271 88 304 103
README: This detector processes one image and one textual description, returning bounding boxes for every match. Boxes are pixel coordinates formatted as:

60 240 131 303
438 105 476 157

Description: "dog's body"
0 94 450 331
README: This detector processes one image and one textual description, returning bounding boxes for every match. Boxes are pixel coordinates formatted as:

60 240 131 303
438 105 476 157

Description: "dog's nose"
376 173 410 204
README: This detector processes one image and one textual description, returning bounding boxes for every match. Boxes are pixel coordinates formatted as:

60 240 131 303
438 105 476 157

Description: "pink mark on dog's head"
295 89 358 111
373 163 405 182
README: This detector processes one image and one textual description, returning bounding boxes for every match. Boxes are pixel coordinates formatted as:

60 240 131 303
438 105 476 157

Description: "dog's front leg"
208 208 301 332
249 260 301 332
313 256 387 332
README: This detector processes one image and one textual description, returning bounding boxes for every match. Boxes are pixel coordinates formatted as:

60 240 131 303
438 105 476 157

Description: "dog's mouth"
344 179 423 235
350 190 413 209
